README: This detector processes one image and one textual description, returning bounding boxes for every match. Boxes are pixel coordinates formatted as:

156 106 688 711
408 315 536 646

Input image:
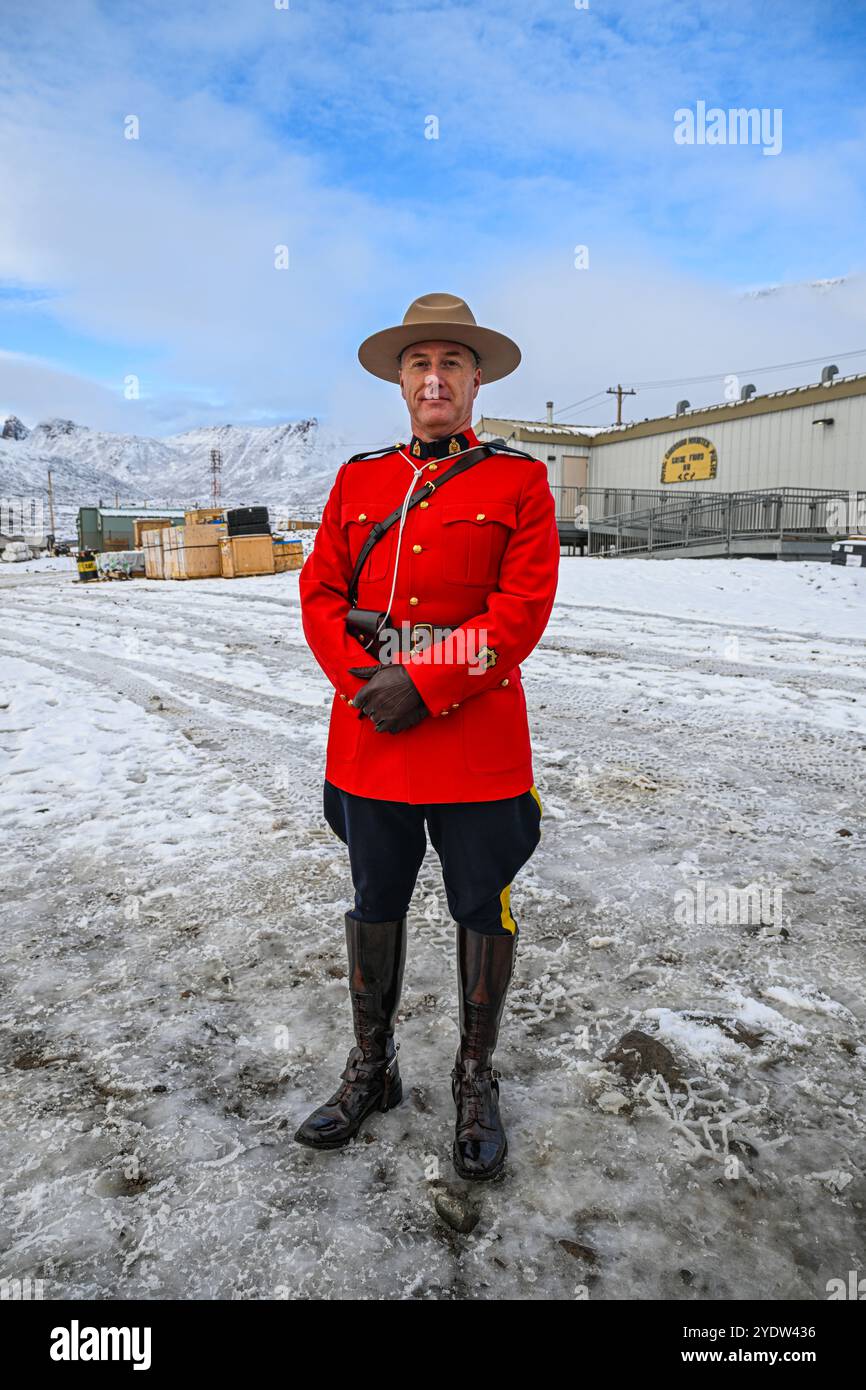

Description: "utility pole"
47 469 56 537
607 384 636 425
210 448 222 507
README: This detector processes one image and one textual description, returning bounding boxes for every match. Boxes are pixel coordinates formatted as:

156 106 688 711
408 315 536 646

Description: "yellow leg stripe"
529 782 543 840
499 882 517 934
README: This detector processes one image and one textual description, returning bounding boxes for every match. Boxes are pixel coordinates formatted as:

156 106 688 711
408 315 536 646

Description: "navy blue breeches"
323 780 544 937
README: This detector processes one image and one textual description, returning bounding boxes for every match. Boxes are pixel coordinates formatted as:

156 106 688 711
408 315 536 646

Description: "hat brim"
358 322 521 384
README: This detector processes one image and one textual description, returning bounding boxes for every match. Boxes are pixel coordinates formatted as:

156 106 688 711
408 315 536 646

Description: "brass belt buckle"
410 623 454 652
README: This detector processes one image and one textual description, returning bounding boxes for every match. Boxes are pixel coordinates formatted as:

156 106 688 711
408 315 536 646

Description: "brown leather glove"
349 664 429 734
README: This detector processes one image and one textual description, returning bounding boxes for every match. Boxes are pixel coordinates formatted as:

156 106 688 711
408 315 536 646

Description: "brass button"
340 693 347 700
419 500 429 509
440 709 449 716
476 512 485 520
358 512 367 521
412 544 422 553
428 462 438 471
451 702 459 708
409 596 419 606
500 678 509 686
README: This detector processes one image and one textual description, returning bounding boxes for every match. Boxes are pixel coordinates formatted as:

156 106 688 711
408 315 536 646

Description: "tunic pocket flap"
441 501 517 528
340 503 386 527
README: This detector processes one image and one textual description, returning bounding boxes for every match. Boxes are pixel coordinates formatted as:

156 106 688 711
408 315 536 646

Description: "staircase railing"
582 486 861 557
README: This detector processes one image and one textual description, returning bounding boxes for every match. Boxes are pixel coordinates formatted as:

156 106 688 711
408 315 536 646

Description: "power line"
554 345 866 423
553 390 609 418
630 345 866 390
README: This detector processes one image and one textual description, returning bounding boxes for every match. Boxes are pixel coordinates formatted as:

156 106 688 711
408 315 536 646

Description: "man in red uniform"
295 293 559 1180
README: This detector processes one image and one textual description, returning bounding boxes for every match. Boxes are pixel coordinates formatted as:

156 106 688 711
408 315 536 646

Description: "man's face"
398 340 481 440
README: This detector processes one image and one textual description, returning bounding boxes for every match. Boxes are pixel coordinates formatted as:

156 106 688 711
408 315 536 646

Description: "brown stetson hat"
357 292 521 384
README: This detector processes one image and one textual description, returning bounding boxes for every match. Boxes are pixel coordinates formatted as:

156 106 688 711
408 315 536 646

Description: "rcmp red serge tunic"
299 425 560 804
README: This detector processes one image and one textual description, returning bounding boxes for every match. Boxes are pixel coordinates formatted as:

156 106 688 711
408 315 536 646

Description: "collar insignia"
407 431 472 461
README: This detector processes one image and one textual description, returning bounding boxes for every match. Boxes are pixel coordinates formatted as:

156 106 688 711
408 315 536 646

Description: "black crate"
225 506 270 528
226 522 272 538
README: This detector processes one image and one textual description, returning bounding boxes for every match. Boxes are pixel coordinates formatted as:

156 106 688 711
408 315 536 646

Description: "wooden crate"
133 517 174 549
163 523 223 579
162 531 182 579
273 540 304 573
142 528 165 579
184 539 221 578
143 548 164 579
220 535 275 578
185 508 224 525
182 521 226 546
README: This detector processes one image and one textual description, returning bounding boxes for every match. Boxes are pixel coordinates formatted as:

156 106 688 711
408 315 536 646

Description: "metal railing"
584 487 861 557
549 484 708 525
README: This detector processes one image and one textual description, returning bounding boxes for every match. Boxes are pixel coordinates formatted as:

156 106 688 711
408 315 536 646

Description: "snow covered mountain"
0 416 359 535
740 275 850 300
1 414 29 440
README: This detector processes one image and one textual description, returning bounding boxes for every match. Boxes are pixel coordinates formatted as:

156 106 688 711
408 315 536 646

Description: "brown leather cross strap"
346 442 500 607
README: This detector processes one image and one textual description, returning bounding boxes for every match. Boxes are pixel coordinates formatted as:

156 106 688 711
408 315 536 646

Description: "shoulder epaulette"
345 444 401 465
483 436 539 461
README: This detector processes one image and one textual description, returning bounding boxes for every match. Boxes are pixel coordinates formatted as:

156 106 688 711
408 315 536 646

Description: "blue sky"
1 0 865 438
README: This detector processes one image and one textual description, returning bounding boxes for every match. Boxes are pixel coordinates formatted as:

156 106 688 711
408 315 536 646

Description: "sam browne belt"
342 437 537 658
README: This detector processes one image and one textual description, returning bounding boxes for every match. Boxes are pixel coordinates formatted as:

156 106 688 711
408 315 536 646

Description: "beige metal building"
478 371 865 501
477 371 865 558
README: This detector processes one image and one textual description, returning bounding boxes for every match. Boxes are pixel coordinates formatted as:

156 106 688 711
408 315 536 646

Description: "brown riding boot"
294 912 407 1150
450 922 517 1181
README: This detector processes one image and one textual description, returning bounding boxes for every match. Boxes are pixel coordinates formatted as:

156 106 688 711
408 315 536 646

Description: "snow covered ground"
1 556 864 1301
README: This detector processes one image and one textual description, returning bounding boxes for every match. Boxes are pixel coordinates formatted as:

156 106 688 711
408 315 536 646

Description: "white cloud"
0 0 863 438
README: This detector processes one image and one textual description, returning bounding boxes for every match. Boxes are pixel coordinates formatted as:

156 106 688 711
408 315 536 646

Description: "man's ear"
472 367 482 401
398 369 407 403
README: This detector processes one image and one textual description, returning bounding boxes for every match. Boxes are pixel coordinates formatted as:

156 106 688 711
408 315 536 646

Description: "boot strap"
451 1065 501 1092
340 1043 399 1085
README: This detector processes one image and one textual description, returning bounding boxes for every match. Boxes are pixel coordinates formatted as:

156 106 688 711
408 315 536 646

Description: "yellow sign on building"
661 436 718 483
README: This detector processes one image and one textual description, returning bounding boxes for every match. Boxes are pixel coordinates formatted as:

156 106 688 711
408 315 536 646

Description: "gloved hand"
348 664 429 734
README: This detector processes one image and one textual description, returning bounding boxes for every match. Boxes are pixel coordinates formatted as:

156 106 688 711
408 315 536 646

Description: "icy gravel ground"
0 556 78 575
0 558 864 1301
